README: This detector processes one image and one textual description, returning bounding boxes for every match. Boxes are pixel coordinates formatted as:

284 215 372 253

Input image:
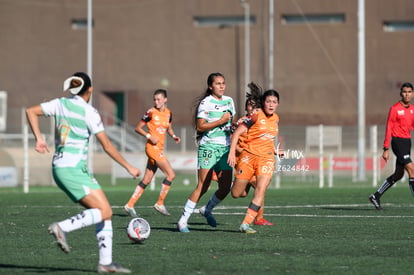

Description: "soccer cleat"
177 222 190 233
48 222 70 253
198 206 217 227
369 194 382 210
153 203 171 216
97 262 131 273
123 204 138 217
254 218 275 226
239 223 257 234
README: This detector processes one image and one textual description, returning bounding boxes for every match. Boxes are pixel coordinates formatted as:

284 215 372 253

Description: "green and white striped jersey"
197 95 235 146
41 95 104 168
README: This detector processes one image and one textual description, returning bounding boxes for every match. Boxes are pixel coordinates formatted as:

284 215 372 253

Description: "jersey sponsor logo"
156 127 167 134
240 155 249 163
397 110 405 116
259 132 277 140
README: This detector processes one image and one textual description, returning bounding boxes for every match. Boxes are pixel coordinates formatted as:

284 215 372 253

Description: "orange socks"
156 179 172 205
255 207 264 221
127 182 147 207
242 202 260 225
156 183 171 205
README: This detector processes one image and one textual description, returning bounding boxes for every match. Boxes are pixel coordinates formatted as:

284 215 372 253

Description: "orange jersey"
142 107 172 150
233 115 248 153
241 108 279 157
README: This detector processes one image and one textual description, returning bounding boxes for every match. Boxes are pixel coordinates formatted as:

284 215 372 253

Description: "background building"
1 0 413 131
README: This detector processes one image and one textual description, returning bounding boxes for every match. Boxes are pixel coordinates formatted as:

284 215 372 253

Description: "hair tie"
63 76 84 95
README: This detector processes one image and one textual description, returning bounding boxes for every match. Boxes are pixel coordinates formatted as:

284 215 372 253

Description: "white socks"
96 220 113 265
178 199 196 225
56 208 112 265
58 208 102 233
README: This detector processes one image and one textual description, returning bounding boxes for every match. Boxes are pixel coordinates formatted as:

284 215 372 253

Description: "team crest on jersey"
203 158 209 166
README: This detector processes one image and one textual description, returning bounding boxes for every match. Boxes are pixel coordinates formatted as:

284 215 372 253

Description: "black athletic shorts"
391 137 412 166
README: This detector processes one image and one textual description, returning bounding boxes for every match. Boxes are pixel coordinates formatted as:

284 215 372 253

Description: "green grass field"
1 175 414 275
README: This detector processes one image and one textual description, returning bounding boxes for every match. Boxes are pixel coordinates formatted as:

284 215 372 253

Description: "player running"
124 89 180 217
232 97 275 226
228 82 280 233
200 97 274 226
369 82 414 210
177 72 235 232
26 72 140 273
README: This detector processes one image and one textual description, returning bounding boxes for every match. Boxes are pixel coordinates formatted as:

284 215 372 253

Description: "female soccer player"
26 72 141 273
124 89 180 217
233 97 275 226
369 82 414 210
200 97 274 225
177 72 235 232
228 82 280 233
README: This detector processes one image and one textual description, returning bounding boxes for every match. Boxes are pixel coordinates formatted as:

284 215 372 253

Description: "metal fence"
0 107 392 191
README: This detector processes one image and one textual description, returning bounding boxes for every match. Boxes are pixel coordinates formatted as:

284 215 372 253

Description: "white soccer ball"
126 218 151 243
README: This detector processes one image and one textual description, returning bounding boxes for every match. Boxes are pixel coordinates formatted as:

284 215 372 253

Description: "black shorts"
391 137 412 166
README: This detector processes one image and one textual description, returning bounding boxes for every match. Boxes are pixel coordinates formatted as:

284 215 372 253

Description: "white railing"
1 107 392 192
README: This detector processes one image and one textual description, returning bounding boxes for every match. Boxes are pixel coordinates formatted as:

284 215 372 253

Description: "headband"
63 76 84 95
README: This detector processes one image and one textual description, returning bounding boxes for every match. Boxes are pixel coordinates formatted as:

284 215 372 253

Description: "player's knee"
231 189 241 198
100 207 113 220
168 172 176 181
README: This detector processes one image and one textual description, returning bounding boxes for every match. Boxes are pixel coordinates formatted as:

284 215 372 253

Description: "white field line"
22 203 414 218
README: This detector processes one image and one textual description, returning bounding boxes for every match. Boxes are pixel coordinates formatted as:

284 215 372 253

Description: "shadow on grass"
0 263 93 273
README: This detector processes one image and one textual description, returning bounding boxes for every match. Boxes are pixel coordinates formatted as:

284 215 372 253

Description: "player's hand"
227 152 236 167
35 140 50 154
128 167 141 179
275 148 284 158
221 112 231 123
382 150 389 162
148 136 159 145
173 135 181 144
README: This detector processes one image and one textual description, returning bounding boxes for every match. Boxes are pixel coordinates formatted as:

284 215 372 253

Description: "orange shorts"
235 151 274 180
145 145 167 165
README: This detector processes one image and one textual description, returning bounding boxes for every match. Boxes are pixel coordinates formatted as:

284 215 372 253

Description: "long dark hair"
246 82 263 110
246 82 280 112
192 72 225 128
